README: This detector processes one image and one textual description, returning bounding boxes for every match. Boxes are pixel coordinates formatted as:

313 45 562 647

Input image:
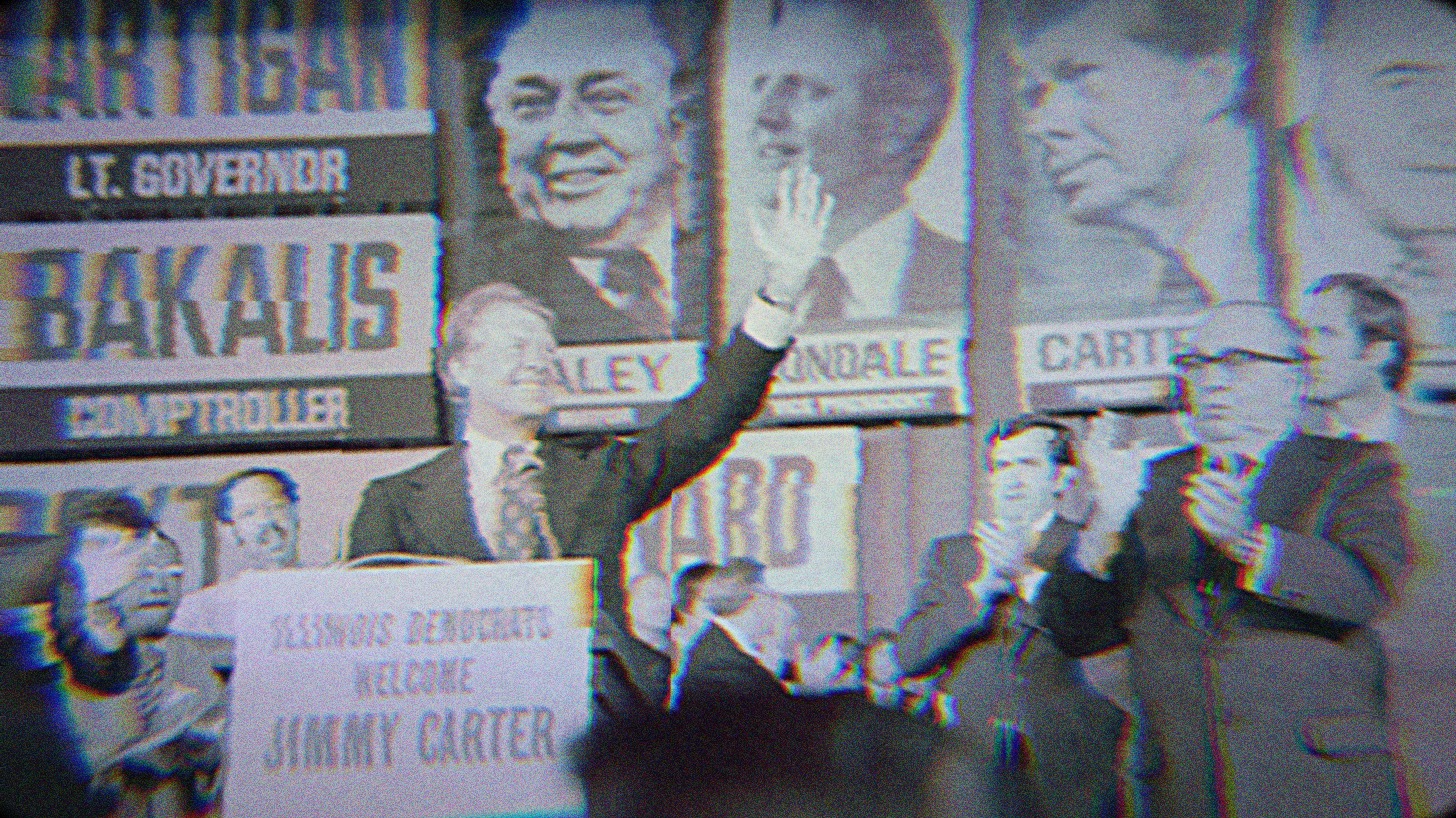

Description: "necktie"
603 251 673 339
495 445 560 561
805 257 851 321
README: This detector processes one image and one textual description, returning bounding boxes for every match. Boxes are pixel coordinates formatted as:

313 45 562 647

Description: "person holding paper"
1035 302 1412 818
50 494 226 818
350 166 832 717
897 414 1125 818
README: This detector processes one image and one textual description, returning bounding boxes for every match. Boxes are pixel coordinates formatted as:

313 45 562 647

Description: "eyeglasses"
1172 348 1306 379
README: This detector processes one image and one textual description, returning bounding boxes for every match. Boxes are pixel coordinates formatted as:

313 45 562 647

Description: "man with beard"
458 1 712 345
741 0 965 325
1036 302 1412 818
51 494 225 818
1299 273 1456 813
1014 0 1268 307
898 414 1125 818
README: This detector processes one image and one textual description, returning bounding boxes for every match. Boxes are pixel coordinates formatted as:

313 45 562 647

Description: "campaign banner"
626 425 861 596
756 324 968 425
0 447 441 589
0 0 432 121
227 560 592 818
0 111 436 221
717 0 973 401
0 214 441 454
1014 315 1198 412
542 341 704 434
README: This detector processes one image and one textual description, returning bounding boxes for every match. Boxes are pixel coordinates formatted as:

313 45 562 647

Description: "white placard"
226 560 593 818
0 214 440 387
1015 314 1199 386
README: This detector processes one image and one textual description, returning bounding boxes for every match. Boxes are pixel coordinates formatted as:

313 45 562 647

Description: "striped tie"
495 445 561 561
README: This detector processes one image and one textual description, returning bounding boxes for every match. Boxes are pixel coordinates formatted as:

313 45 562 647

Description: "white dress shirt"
829 208 915 321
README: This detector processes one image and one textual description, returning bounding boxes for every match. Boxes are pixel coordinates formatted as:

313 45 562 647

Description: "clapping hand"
974 520 1032 582
1071 412 1160 576
751 165 834 307
1185 460 1262 565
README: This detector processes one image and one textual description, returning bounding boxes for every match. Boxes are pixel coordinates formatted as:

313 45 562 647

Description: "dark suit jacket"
675 622 790 709
898 535 1124 818
1369 408 1456 811
1038 435 1412 818
450 220 712 345
349 330 785 713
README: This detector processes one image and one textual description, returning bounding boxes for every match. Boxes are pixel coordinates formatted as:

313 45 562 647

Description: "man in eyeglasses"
1034 302 1412 818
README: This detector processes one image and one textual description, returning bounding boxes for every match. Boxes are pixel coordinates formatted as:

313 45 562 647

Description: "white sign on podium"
226 559 594 818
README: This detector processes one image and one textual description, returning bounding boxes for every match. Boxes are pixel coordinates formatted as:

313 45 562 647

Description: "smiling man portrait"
455 0 713 345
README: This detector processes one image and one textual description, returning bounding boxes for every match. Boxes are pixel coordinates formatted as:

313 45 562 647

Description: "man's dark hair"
1313 0 1456 45
437 281 556 403
1309 273 1413 392
987 413 1076 469
720 556 766 587
215 468 300 523
59 492 153 539
572 693 991 818
672 562 719 622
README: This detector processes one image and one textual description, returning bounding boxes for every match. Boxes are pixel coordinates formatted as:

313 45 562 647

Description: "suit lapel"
1140 449 1216 629
406 446 487 560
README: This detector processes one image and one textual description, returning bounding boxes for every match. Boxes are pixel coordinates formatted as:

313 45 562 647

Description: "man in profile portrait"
1293 0 1456 351
740 0 965 325
459 0 712 345
1299 273 1456 813
1014 0 1268 307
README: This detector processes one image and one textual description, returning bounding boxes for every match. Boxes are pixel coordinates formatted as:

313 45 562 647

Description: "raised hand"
1072 411 1160 576
751 165 834 306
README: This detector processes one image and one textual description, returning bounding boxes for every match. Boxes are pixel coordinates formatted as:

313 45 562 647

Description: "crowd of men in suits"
583 274 1441 818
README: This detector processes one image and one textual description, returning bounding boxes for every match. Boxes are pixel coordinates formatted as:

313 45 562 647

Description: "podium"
226 559 594 818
